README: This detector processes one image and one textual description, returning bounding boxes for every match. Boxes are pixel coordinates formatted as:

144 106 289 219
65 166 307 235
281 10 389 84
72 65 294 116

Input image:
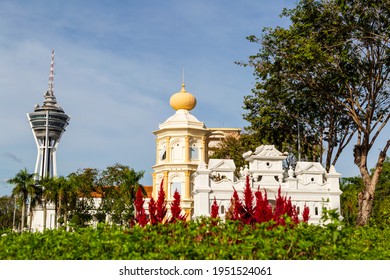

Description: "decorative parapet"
208 159 236 182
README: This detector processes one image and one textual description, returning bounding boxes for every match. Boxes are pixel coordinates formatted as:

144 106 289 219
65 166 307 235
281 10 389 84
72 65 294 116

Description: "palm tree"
37 176 72 230
61 174 80 229
7 168 35 231
53 176 69 229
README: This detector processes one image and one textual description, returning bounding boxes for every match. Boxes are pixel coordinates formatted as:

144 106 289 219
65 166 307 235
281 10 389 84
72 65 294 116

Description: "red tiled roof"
89 185 153 198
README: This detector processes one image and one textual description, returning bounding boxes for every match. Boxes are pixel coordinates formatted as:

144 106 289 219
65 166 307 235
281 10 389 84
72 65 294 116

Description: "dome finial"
169 71 197 111
182 66 185 85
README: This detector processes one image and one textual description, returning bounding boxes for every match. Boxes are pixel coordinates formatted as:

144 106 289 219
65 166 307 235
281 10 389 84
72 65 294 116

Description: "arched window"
170 174 182 197
190 139 199 161
220 205 225 214
170 182 182 197
159 140 167 161
160 147 166 161
171 139 183 161
190 146 199 160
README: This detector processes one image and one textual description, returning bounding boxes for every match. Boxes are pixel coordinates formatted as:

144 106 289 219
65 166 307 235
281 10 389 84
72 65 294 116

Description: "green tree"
66 169 99 228
7 168 35 231
40 176 72 229
99 163 145 225
55 176 72 228
242 0 389 225
210 133 260 175
60 174 80 228
0 196 21 230
340 176 364 226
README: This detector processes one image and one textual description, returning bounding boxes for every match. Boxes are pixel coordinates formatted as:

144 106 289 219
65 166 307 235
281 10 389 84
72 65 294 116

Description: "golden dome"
169 83 197 111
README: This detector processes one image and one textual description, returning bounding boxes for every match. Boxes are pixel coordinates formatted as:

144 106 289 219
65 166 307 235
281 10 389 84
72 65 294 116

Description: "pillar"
185 170 191 199
201 136 207 162
163 171 169 197
185 136 190 162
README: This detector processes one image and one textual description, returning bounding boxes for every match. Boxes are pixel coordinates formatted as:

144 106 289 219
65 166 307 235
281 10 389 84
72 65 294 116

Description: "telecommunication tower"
27 50 70 181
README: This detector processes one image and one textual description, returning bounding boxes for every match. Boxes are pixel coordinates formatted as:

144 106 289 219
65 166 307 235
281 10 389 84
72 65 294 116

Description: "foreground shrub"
1 219 390 260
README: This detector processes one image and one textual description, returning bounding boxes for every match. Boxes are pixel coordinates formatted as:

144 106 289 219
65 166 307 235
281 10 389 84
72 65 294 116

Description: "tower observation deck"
27 50 70 180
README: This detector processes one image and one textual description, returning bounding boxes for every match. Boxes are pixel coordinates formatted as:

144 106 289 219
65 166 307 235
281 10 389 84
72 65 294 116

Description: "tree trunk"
64 208 68 231
57 199 62 229
356 182 375 226
356 141 389 226
28 207 33 232
21 201 26 231
43 200 47 230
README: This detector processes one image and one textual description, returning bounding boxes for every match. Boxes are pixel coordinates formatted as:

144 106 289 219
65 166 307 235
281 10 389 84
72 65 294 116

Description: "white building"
193 145 342 224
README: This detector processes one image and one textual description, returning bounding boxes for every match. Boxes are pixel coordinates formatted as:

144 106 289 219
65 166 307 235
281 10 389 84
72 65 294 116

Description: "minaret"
27 50 70 181
153 82 209 216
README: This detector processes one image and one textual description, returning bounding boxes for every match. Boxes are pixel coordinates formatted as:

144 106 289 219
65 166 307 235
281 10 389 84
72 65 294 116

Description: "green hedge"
1 219 389 260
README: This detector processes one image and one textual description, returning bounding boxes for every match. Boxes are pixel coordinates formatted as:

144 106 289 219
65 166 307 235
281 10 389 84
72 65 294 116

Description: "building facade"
193 145 342 224
152 83 209 216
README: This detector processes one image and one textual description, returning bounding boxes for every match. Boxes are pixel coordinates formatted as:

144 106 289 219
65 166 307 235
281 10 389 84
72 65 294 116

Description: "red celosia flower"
148 197 157 225
273 187 286 224
156 180 167 223
241 176 254 224
169 190 186 223
134 187 148 227
254 188 273 223
302 204 310 223
231 187 243 221
211 197 219 219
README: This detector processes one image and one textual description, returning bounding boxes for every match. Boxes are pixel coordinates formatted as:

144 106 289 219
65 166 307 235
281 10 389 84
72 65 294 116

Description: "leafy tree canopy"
241 0 389 225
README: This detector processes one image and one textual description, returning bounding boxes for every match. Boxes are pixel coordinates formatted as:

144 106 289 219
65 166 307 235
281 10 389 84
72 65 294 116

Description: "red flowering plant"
254 188 273 223
147 179 168 226
132 187 148 227
210 197 219 219
148 197 157 225
302 204 310 223
169 190 186 223
241 175 255 224
210 197 220 226
130 175 309 229
155 180 167 224
227 176 309 227
230 187 244 221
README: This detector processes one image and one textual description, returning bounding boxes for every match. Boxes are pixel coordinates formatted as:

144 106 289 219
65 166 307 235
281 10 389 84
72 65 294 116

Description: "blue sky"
0 0 387 196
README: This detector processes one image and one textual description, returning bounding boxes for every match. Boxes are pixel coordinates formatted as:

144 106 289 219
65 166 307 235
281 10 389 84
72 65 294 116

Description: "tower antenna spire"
48 49 55 95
